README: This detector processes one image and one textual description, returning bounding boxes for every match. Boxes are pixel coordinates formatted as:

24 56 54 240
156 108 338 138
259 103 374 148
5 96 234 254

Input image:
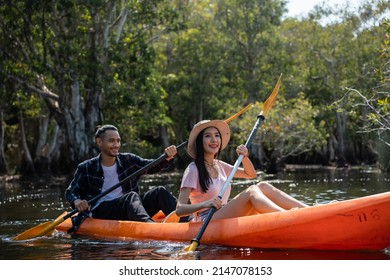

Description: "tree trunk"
47 123 64 173
19 112 36 178
62 75 90 164
159 125 170 148
32 115 50 176
0 110 7 175
251 142 268 170
377 132 390 172
335 110 347 167
326 132 337 165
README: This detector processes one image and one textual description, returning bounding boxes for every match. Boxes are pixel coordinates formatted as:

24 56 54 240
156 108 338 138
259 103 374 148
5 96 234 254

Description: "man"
65 124 178 228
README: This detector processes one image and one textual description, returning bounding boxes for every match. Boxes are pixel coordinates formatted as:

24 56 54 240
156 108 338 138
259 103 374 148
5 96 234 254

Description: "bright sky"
286 0 362 17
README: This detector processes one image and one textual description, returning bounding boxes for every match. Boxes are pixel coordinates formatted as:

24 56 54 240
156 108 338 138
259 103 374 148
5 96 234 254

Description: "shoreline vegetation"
1 1 389 179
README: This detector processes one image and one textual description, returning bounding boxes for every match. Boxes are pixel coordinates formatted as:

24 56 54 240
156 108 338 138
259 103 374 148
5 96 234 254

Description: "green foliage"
1 0 389 174
235 92 327 167
13 92 43 117
368 18 390 170
213 0 286 103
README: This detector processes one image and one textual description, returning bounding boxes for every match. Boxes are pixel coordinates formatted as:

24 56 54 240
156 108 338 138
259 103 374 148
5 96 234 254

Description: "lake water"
1 167 390 260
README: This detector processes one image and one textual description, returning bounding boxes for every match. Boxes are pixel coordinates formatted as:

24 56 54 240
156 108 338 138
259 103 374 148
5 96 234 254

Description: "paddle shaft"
190 115 265 246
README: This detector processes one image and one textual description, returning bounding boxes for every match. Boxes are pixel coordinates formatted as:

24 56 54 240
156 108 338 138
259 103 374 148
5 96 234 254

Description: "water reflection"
1 168 390 260
3 235 389 260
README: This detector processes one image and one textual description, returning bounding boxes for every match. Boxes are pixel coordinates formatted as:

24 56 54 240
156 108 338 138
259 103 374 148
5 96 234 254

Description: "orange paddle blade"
161 211 181 223
184 240 199 252
261 73 282 116
13 213 67 241
224 103 253 123
12 221 55 241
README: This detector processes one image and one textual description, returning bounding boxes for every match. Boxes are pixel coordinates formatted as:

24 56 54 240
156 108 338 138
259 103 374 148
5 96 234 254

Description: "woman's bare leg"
257 181 308 209
212 181 308 220
213 185 285 220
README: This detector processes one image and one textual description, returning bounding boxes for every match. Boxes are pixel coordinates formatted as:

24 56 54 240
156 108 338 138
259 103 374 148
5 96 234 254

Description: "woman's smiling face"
202 126 221 156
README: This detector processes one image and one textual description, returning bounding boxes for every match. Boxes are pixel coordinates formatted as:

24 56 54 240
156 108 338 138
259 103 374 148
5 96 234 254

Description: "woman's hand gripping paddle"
184 74 282 251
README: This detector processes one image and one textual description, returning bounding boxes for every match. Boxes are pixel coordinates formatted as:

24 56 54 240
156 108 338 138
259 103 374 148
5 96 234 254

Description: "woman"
176 120 308 222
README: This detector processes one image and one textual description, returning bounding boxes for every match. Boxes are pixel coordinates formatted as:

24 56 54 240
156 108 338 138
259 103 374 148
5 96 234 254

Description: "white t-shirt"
180 160 233 207
93 163 123 209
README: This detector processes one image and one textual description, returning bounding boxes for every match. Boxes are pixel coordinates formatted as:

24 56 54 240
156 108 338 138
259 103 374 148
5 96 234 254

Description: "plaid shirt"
65 153 172 209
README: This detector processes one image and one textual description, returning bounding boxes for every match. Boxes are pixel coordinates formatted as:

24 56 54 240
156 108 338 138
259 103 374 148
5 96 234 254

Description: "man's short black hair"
94 124 118 139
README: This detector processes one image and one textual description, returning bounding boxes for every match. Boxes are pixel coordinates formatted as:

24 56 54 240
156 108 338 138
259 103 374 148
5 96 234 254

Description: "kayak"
55 191 390 251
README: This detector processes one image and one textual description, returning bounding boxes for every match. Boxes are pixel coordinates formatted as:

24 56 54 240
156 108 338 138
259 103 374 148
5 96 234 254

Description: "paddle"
13 103 253 241
184 74 282 251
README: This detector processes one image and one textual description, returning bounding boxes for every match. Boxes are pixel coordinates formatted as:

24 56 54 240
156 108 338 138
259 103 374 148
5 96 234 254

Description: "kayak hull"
56 192 390 251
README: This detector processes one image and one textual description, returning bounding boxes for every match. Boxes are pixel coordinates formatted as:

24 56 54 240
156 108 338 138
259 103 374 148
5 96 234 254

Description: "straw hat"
187 120 230 159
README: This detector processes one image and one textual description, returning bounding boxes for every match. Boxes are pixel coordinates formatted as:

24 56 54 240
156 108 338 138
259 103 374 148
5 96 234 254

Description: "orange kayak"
56 191 390 251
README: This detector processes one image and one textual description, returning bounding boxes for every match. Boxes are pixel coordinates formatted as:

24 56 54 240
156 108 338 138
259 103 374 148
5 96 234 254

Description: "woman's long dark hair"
194 128 222 193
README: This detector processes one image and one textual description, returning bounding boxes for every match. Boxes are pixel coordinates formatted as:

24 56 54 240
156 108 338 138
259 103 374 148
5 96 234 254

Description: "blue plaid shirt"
65 153 172 209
